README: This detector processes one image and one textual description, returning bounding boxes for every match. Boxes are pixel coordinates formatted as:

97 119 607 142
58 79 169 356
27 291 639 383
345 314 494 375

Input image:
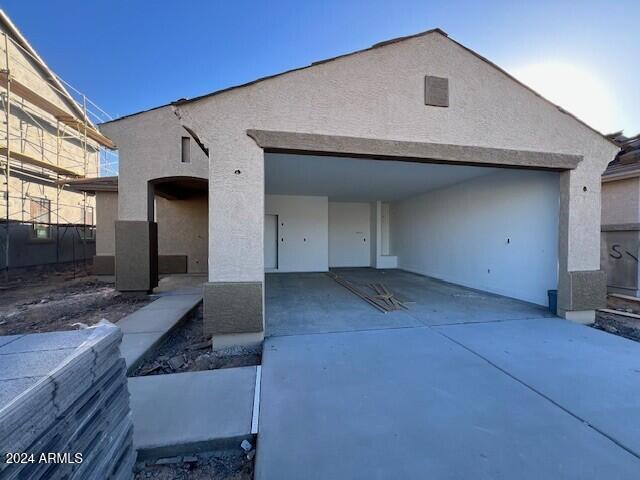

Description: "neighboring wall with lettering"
601 177 640 295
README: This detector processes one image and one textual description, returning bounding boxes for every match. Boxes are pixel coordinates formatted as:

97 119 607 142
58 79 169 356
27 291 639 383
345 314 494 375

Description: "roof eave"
98 27 617 148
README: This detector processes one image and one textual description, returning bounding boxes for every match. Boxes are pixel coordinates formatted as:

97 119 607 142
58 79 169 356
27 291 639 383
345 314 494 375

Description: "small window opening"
29 197 51 239
181 136 191 163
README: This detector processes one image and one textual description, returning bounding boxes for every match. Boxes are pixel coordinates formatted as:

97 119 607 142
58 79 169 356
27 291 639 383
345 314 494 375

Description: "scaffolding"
0 27 118 279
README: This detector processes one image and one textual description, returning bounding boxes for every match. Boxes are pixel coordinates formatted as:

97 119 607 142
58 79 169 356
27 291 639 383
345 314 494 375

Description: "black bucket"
547 289 558 315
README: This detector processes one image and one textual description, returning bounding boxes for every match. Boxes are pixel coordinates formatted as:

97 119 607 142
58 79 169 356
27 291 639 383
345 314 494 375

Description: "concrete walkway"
128 367 258 459
154 274 207 296
256 318 640 479
118 293 201 373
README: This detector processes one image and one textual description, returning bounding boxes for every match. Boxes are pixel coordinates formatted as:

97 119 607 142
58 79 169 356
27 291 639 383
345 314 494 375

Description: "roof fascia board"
602 171 640 183
247 129 582 170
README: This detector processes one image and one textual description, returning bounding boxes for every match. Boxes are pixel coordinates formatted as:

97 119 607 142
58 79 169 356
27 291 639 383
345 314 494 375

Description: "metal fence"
0 219 95 271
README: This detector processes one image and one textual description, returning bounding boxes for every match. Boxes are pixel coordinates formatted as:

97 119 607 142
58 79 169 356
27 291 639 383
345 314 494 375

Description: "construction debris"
593 294 640 342
156 456 183 466
326 272 408 313
597 308 640 320
188 340 211 351
134 448 254 480
168 354 186 370
132 308 261 376
369 283 408 311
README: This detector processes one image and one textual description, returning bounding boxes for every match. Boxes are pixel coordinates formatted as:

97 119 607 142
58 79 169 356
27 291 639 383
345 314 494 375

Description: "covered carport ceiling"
265 153 500 202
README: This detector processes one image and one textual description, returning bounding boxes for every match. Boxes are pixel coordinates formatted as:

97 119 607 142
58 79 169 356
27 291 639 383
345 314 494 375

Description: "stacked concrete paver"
0 322 134 479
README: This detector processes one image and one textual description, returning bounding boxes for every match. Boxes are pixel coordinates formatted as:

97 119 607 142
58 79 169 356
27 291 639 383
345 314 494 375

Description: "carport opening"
150 176 208 283
263 152 560 333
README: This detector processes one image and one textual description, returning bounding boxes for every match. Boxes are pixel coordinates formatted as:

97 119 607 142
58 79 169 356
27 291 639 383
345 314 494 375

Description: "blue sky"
3 0 639 134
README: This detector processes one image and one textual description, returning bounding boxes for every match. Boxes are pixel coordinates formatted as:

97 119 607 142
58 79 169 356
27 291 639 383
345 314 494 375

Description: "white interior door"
328 202 371 267
264 214 278 270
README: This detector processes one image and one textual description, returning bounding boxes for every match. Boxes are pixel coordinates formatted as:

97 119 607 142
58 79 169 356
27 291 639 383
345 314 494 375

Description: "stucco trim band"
158 255 188 274
557 270 607 312
247 130 582 170
203 282 263 337
93 255 115 275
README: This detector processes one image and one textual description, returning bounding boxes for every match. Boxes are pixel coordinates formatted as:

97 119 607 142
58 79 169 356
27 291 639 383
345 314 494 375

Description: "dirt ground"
0 265 150 336
134 449 254 480
593 295 640 342
132 305 261 376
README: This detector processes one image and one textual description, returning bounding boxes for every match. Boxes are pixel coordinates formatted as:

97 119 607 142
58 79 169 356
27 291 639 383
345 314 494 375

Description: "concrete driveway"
255 317 640 479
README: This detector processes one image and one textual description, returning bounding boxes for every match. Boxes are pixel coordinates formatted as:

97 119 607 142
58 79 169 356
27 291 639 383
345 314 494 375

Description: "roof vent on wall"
424 75 449 107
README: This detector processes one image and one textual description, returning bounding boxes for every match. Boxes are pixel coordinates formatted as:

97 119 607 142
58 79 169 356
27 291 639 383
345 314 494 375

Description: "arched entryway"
152 176 208 277
114 176 208 293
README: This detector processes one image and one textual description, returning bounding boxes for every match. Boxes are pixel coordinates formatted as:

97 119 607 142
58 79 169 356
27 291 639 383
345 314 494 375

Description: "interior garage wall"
265 194 328 272
329 202 371 267
390 169 559 306
156 196 208 273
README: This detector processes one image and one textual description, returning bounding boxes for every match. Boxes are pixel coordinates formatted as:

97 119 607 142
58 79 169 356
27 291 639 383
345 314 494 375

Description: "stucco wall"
265 194 328 272
156 195 208 273
100 106 208 222
173 30 616 285
601 178 640 225
329 202 371 268
391 169 559 306
96 192 117 255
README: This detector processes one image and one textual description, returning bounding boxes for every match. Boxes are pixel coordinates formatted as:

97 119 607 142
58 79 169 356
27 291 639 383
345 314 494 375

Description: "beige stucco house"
91 29 618 349
601 132 640 296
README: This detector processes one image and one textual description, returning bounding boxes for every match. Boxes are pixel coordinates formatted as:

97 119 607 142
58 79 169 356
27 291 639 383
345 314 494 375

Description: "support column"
369 201 397 269
115 220 158 292
369 201 380 267
115 182 158 293
557 169 607 324
204 139 264 349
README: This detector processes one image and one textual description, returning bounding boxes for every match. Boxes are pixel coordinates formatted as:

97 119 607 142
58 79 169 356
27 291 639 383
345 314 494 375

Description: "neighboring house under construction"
601 131 640 296
0 10 116 274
